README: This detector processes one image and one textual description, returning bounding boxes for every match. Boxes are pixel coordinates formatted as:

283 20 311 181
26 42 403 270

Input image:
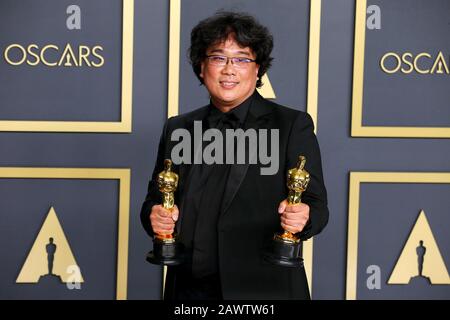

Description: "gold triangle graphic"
388 210 450 284
16 207 84 283
257 73 276 99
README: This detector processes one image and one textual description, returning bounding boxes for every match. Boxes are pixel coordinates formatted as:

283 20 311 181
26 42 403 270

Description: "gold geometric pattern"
347 171 450 299
0 0 134 133
388 210 450 285
16 207 84 284
0 167 130 299
351 0 450 138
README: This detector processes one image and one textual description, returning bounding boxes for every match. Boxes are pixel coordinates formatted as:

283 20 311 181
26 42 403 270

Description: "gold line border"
167 0 181 118
346 171 450 300
164 0 182 295
0 167 131 300
0 0 134 133
351 0 450 138
166 0 321 298
304 0 322 296
307 0 321 133
351 0 366 138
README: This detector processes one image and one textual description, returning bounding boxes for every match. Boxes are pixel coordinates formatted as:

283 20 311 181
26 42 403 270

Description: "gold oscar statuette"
146 159 184 265
263 155 310 267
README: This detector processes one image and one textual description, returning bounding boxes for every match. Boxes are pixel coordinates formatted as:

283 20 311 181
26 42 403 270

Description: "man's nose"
221 59 236 75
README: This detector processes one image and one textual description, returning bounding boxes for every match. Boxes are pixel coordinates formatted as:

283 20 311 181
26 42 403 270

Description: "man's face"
200 36 259 111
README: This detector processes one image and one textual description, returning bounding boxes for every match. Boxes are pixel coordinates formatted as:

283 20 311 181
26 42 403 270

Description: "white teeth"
221 81 237 86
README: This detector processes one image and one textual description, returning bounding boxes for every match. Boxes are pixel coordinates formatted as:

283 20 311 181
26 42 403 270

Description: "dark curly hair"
189 11 274 88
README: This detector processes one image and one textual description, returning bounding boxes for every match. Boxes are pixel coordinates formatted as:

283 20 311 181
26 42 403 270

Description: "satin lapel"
176 106 209 229
220 95 273 216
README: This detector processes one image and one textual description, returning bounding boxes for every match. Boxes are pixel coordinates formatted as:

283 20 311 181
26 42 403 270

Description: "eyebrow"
208 49 251 56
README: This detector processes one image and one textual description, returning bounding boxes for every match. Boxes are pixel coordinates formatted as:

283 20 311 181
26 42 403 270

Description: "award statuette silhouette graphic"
409 240 432 285
46 238 57 276
147 159 184 265
16 207 83 284
263 155 310 267
388 210 450 285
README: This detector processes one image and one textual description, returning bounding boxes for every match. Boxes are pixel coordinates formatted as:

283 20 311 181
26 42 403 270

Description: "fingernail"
173 214 178 221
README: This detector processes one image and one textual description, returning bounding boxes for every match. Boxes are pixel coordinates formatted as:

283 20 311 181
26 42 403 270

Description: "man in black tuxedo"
141 11 328 300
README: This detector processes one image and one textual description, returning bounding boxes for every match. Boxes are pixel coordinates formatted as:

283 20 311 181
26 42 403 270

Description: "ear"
200 61 205 78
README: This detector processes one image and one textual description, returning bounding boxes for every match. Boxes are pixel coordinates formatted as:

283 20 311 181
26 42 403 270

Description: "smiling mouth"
220 81 239 88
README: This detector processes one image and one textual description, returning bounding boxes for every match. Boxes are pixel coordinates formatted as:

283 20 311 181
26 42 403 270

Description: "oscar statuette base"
262 235 304 268
146 237 184 266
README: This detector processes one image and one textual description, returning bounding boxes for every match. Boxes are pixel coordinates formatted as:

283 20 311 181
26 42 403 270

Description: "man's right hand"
150 204 179 235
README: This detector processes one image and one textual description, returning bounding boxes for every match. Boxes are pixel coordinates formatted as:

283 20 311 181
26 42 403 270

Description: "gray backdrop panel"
0 0 122 121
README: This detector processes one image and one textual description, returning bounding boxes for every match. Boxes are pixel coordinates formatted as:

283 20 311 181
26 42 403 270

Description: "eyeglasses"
206 55 256 68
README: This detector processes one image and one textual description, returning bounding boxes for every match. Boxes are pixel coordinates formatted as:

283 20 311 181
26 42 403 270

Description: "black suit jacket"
140 92 329 299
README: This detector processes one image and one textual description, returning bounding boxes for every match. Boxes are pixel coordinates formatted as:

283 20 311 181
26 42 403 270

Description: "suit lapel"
176 106 209 229
176 105 209 182
220 92 273 215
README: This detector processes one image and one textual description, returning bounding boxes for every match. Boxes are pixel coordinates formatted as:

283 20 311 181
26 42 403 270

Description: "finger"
151 205 169 218
160 208 173 218
154 222 175 232
151 213 175 226
280 222 300 234
282 211 309 221
281 221 305 233
284 203 308 213
150 210 173 222
156 217 176 225
280 216 306 226
151 217 174 227
172 205 179 222
278 200 288 214
281 216 306 228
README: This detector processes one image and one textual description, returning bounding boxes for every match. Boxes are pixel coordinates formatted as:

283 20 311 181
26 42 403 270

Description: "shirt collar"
208 90 255 126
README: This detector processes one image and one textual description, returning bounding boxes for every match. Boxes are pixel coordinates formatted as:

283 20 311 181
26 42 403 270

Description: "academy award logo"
388 210 450 285
16 207 83 287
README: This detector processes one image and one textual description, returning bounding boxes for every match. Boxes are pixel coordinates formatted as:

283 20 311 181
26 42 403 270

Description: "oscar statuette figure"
146 159 184 265
263 156 310 267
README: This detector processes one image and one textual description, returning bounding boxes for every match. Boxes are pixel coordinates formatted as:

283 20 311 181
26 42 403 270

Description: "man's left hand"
278 200 310 234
